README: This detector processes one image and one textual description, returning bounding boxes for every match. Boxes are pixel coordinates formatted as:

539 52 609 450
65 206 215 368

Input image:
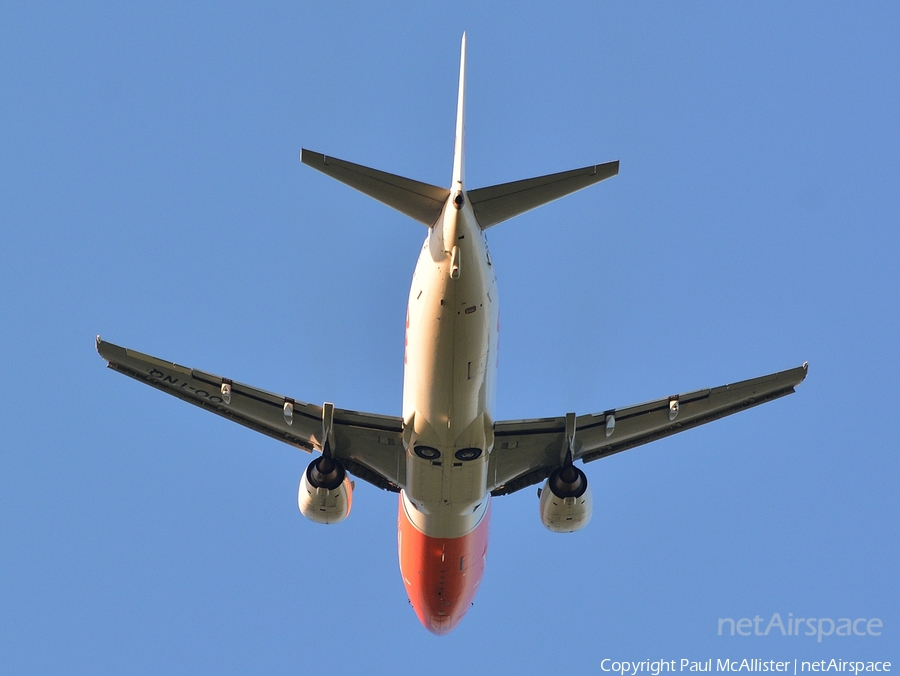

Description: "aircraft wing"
96 338 405 492
487 363 808 496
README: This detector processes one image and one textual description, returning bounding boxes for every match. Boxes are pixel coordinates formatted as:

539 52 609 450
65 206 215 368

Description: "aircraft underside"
96 33 806 635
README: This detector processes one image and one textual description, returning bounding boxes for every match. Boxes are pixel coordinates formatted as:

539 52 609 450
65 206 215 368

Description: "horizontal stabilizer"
301 149 450 226
467 160 619 229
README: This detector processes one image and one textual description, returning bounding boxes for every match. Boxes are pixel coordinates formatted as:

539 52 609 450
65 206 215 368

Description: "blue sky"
2 2 897 673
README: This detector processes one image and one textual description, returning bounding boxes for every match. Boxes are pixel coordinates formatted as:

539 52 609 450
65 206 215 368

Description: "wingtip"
95 334 114 365
300 148 325 168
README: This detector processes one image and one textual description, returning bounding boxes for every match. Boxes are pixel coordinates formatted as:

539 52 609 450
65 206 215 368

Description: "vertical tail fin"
452 33 466 190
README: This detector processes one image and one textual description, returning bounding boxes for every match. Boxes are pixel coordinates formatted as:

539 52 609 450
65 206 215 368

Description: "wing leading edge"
96 338 405 492
488 363 808 496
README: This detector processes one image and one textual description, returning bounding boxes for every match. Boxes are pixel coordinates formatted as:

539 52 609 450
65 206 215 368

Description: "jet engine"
298 455 353 524
538 464 592 533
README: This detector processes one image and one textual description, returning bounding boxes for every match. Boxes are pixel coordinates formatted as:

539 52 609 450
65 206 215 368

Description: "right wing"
96 338 406 492
467 160 619 229
488 363 808 496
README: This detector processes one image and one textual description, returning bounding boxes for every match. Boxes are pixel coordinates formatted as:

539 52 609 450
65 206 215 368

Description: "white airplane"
97 34 807 635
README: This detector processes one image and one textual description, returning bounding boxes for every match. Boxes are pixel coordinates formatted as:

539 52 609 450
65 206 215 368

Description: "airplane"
96 34 807 635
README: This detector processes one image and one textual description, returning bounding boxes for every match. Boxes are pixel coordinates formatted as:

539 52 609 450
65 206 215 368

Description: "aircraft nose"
420 600 465 636
427 615 454 636
398 495 491 635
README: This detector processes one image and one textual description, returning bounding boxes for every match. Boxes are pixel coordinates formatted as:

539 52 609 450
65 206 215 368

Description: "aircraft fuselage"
399 188 498 634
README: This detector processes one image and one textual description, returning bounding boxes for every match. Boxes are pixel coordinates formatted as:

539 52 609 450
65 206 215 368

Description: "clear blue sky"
2 2 897 673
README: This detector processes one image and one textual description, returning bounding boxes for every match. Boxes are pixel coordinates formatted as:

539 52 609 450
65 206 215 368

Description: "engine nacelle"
298 456 353 525
538 465 592 533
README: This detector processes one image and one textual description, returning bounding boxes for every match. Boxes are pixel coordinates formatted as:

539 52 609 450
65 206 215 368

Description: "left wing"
488 363 808 496
96 338 405 492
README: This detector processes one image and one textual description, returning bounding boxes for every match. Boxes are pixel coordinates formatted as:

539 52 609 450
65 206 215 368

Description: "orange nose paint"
398 498 490 635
